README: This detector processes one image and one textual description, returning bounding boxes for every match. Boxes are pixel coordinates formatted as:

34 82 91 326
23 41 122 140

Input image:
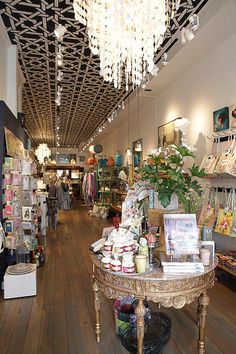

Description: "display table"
90 253 217 354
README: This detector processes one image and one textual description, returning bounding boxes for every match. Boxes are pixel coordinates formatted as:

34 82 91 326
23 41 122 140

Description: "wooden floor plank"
0 203 235 354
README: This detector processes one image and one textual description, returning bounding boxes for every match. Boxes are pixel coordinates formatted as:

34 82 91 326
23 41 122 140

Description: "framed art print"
158 118 182 148
213 107 229 132
229 104 236 129
22 206 32 221
164 214 199 256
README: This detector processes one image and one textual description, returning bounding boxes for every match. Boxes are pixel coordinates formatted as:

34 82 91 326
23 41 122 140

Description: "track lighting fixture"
56 54 63 67
162 52 168 66
57 70 63 81
56 45 63 67
181 27 195 45
189 14 199 31
55 97 61 106
150 65 159 76
54 24 67 42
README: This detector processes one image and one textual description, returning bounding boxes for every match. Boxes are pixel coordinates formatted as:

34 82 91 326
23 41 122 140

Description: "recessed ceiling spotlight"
54 24 67 42
162 52 168 66
108 116 112 123
189 14 199 31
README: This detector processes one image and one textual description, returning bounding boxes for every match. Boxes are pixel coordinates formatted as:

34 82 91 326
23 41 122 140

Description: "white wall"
99 0 236 165
98 0 236 251
0 17 24 117
101 96 156 164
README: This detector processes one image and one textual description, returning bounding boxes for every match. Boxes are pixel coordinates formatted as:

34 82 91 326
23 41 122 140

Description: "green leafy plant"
141 145 206 213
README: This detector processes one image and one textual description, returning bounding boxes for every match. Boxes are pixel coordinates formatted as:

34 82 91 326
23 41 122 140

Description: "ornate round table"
90 253 217 354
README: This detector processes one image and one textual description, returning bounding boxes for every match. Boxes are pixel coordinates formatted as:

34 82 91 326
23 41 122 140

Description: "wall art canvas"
213 107 229 132
57 154 76 164
4 127 25 158
229 104 236 129
158 119 182 148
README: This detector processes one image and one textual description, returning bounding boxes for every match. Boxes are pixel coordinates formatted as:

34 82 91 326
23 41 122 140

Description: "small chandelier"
73 1 177 90
35 143 51 164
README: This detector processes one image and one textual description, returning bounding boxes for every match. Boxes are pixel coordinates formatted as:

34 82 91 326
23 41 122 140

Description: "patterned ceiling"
0 0 208 149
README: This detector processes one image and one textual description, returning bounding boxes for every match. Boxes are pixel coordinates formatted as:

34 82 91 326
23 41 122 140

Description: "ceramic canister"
122 261 135 274
111 259 122 272
200 248 211 266
104 241 113 252
101 257 111 270
113 243 124 254
115 152 123 167
123 241 134 253
135 254 147 273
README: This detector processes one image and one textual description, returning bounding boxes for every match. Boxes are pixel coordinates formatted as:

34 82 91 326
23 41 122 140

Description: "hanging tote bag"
200 138 220 175
224 135 236 177
214 135 234 175
227 188 236 237
214 188 235 235
198 187 218 228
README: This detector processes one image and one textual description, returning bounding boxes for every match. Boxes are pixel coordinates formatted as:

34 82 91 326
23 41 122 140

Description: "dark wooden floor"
0 204 236 354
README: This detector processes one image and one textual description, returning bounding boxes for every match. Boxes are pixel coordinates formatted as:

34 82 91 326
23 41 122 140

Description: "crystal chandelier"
73 0 177 90
35 143 51 164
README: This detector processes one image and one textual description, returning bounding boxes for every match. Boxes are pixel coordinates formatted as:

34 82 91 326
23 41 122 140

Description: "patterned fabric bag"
198 187 218 228
224 135 236 177
215 188 235 235
200 138 220 175
214 135 235 175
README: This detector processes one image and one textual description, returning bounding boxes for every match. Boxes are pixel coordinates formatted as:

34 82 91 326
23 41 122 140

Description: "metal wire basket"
118 312 171 354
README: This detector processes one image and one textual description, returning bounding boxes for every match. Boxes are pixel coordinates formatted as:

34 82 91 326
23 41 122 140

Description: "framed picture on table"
163 214 199 256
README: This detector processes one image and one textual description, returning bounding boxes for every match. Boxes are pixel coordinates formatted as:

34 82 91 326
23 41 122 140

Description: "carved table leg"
135 298 146 354
197 291 210 354
92 275 101 342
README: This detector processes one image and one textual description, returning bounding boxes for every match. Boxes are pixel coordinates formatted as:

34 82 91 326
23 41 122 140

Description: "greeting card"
4 189 14 202
5 220 13 233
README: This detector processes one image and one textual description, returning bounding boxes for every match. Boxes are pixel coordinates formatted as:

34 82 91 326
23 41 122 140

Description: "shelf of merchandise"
96 167 122 206
217 263 236 277
111 189 127 214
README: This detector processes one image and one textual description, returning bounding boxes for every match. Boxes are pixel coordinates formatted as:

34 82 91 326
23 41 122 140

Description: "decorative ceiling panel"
0 0 208 148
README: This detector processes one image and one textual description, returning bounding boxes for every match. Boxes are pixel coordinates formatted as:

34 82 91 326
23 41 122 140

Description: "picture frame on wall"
213 107 229 132
229 104 236 129
79 155 85 162
158 119 182 148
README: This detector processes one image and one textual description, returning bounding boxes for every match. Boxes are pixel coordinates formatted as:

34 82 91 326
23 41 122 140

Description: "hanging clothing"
56 180 64 210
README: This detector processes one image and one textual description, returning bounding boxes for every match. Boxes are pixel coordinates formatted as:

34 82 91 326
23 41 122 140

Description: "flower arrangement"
141 145 206 213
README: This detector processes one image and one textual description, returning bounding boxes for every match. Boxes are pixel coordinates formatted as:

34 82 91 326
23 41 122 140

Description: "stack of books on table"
162 262 204 274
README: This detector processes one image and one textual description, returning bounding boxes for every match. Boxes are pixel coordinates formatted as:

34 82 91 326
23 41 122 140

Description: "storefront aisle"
0 204 236 354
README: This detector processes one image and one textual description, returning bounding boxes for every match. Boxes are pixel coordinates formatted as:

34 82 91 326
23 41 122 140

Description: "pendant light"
134 89 142 152
126 95 132 164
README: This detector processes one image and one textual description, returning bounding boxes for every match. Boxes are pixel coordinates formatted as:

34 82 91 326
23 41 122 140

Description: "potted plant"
141 145 206 213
